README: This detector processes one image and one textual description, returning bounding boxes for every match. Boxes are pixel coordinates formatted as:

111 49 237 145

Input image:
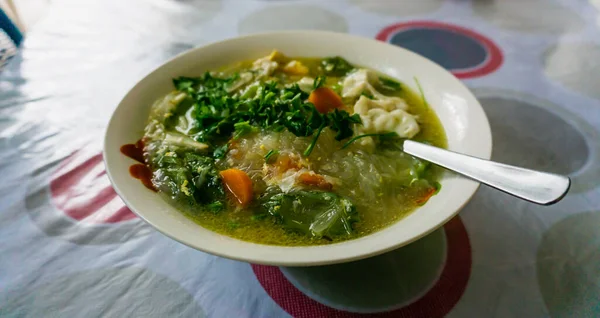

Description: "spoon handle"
403 140 571 205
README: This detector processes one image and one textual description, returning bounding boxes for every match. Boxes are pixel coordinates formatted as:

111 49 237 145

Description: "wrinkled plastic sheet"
1 0 600 317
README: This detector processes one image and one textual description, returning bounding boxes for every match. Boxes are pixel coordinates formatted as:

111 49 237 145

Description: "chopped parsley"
174 73 361 157
264 149 279 163
414 77 428 108
379 77 402 92
233 121 258 140
321 56 355 76
314 75 326 89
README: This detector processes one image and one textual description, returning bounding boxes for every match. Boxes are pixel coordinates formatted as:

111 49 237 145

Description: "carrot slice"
309 87 344 114
416 187 436 205
220 169 253 207
298 172 333 191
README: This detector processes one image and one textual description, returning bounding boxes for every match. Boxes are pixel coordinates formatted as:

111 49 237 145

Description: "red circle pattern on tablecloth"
252 216 472 318
376 21 503 79
50 149 137 224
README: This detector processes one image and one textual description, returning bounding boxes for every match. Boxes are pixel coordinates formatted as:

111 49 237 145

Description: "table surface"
1 1 600 317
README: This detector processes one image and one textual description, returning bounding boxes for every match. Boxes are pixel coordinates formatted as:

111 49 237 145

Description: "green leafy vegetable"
321 56 355 76
413 158 431 178
433 182 442 194
379 77 402 92
213 144 228 159
233 121 259 140
173 77 199 92
361 91 374 99
262 190 358 238
303 124 326 157
164 132 208 151
185 153 224 204
149 151 225 206
227 221 240 230
303 109 361 156
331 83 343 95
172 73 363 158
264 149 279 163
313 75 326 89
251 213 268 221
207 201 225 213
328 109 362 141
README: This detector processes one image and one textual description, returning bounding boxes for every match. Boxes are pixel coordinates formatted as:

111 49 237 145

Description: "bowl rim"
104 30 492 266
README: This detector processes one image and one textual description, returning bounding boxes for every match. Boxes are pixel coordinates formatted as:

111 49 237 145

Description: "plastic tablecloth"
1 1 599 317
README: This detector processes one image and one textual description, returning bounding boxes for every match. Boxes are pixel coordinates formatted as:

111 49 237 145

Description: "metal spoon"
403 140 571 205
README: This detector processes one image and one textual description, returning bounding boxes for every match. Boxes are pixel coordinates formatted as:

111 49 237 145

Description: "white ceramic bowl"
104 31 492 266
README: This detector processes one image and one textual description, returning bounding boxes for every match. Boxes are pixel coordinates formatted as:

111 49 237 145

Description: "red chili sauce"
120 139 157 192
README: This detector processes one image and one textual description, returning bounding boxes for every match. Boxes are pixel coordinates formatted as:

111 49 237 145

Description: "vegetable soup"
123 51 447 246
